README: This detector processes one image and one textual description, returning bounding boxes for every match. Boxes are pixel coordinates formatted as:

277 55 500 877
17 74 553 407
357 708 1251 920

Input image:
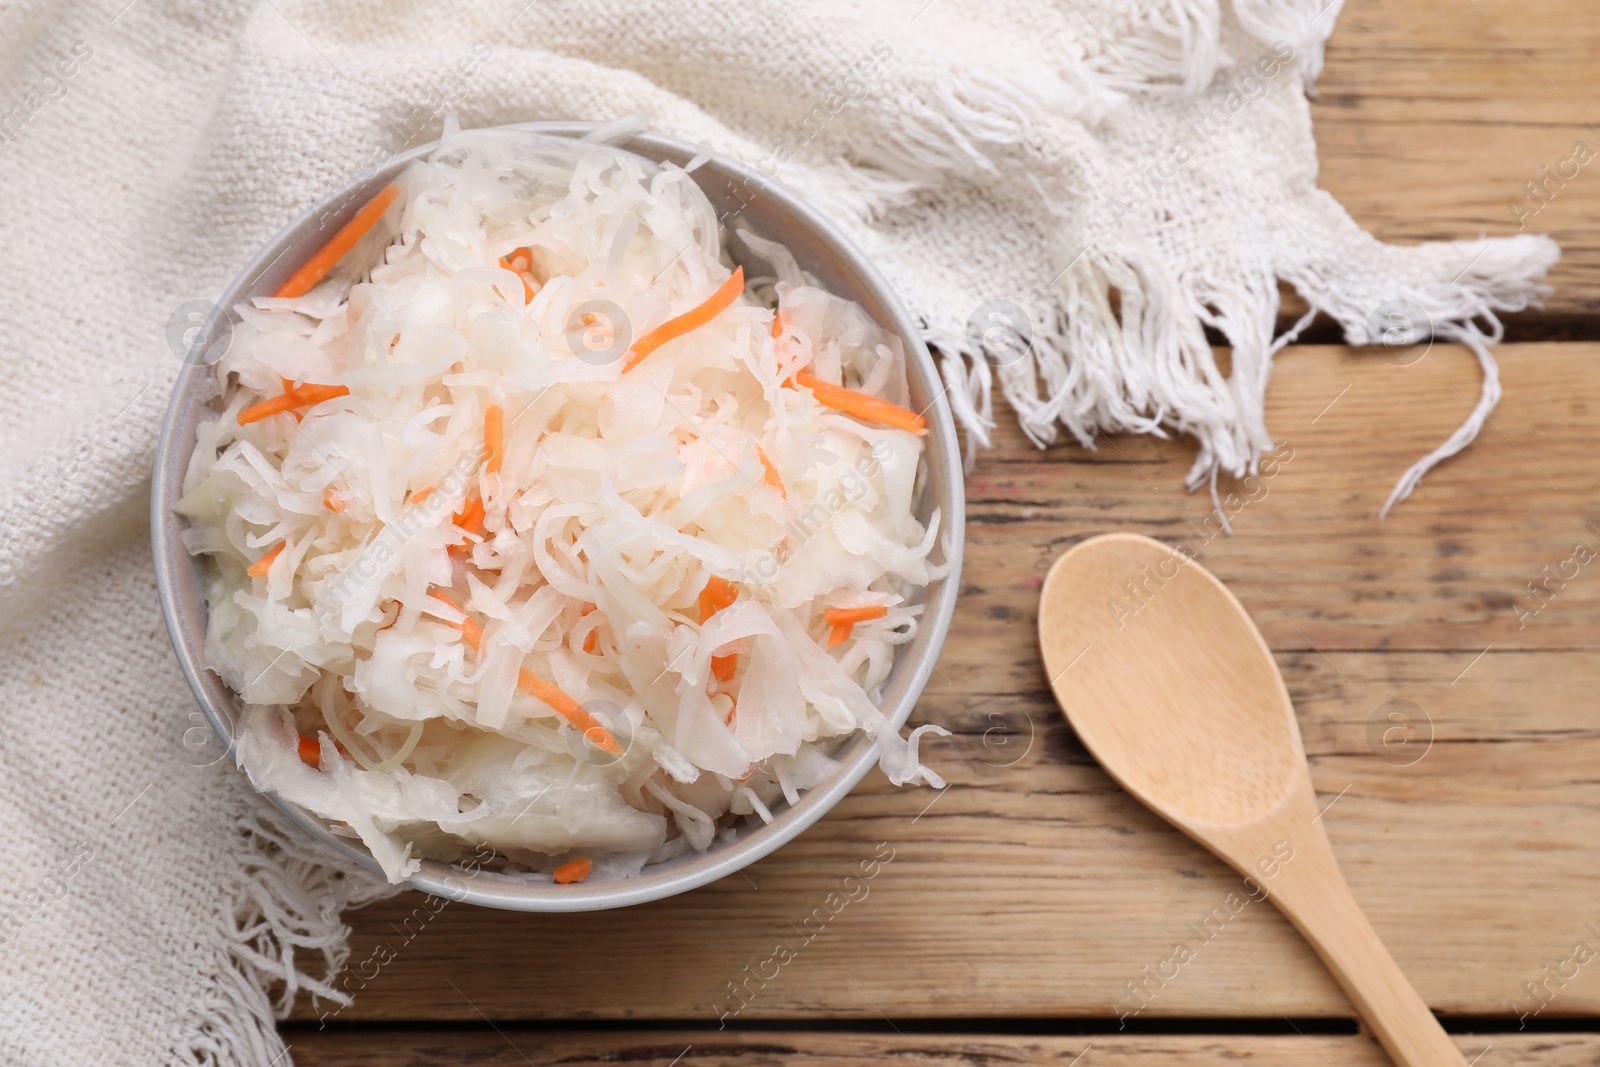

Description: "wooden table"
288 1 1600 1062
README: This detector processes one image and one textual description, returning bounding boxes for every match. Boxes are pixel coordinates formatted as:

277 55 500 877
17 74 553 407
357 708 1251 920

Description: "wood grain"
285 1030 1594 1067
963 342 1600 652
293 344 1600 1025
1312 0 1600 326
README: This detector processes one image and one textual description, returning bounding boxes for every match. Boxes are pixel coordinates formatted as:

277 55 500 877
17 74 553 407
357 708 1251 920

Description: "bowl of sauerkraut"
153 120 963 910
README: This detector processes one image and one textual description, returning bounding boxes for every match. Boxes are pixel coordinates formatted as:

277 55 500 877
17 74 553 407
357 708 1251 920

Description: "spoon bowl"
1039 532 1301 828
1039 532 1464 1067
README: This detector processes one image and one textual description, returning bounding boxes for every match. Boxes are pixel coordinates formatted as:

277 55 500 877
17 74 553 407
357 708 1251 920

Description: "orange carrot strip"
324 490 345 512
770 311 783 339
498 253 535 304
699 575 738 621
518 666 621 754
698 576 741 684
247 541 285 578
553 857 592 884
407 485 435 504
755 444 785 498
502 248 533 278
275 183 402 299
437 599 483 644
431 593 487 645
238 383 351 425
484 404 505 475
794 372 926 434
621 266 745 373
297 734 321 768
724 695 738 727
453 495 485 535
581 604 599 654
431 593 623 756
824 605 889 627
824 606 888 649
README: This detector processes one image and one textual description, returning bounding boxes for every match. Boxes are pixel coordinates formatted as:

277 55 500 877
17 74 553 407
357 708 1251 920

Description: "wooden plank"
1313 0 1600 324
285 1030 1592 1067
291 344 1600 1024
965 342 1600 652
294 649 1600 1023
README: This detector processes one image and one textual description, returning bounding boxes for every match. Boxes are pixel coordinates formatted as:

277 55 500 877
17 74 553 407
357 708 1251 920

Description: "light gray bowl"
152 122 964 911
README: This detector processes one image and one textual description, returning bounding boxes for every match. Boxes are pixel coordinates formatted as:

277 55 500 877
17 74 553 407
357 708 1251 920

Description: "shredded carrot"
581 604 599 654
484 404 505 475
621 266 744 373
824 605 890 627
724 695 738 727
247 541 285 578
275 183 402 300
755 444 785 498
794 372 926 434
297 734 321 768
453 495 485 535
553 857 593 884
498 251 536 303
238 383 351 425
699 575 739 621
324 490 345 512
824 605 889 648
431 593 623 756
522 664 622 753
407 485 435 504
432 594 483 640
698 576 741 685
770 311 783 339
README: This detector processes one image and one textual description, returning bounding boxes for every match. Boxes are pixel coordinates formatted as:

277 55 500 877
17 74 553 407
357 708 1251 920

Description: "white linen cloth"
0 0 1556 1062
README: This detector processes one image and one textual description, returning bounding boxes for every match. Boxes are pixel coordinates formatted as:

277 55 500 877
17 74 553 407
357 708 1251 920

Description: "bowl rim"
152 121 965 911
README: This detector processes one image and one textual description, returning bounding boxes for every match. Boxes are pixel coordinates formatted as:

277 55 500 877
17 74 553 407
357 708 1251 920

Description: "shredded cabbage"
181 129 948 883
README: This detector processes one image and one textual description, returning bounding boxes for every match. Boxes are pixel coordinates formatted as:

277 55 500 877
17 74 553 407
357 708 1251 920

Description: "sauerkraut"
177 127 948 883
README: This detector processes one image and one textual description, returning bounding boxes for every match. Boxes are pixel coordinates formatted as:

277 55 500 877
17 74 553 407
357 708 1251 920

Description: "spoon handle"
1259 822 1466 1067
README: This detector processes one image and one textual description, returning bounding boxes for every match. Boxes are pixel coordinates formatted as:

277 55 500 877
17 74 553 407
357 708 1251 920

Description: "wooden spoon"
1038 532 1463 1067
